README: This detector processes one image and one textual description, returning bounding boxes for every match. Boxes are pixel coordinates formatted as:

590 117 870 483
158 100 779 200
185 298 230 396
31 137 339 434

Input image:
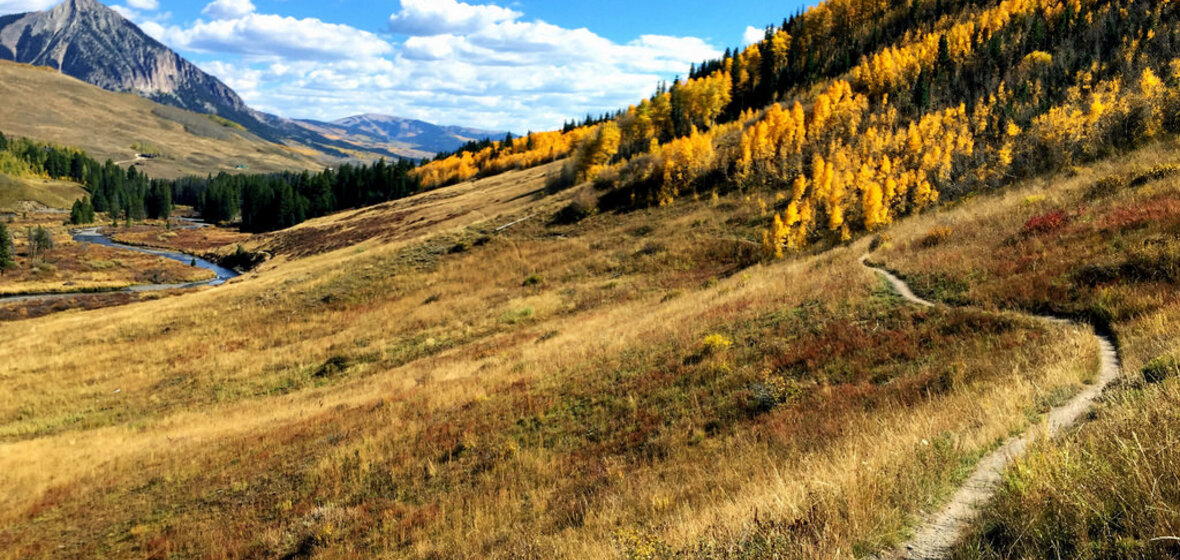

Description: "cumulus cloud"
119 0 722 132
743 25 766 45
0 0 57 13
388 0 520 36
158 14 392 61
201 0 253 20
125 0 157 10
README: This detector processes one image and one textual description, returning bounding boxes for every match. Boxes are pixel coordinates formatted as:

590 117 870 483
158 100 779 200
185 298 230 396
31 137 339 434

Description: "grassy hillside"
418 0 1180 260
0 153 1102 558
0 61 320 179
0 173 86 211
870 139 1180 559
5 0 1180 556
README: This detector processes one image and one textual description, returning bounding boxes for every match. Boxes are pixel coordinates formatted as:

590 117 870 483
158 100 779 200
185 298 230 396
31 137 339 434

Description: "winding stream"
0 227 240 304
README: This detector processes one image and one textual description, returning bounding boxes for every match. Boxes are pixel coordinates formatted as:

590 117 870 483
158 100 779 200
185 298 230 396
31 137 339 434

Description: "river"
0 226 241 303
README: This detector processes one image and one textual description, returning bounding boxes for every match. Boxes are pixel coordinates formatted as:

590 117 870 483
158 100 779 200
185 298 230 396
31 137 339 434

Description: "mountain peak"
0 0 247 117
51 0 107 17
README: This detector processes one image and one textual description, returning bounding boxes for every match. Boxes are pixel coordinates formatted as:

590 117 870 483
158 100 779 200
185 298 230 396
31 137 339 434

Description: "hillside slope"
0 151 1102 559
0 173 86 211
0 60 319 178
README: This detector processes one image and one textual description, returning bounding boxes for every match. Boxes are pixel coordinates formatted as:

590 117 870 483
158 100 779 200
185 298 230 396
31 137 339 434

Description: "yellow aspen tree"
790 102 807 153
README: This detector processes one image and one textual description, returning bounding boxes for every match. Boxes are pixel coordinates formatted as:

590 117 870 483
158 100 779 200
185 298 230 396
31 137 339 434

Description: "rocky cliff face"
0 0 248 115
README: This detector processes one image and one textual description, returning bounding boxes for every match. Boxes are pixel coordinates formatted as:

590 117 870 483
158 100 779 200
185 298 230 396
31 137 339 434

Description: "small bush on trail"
700 334 733 354
314 356 351 378
1086 175 1125 200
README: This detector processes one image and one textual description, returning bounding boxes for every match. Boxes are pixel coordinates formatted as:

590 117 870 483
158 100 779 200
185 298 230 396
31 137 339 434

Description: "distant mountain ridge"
0 0 501 158
299 114 508 158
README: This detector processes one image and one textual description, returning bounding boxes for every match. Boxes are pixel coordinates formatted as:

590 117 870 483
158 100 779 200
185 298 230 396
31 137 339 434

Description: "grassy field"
108 221 252 255
873 140 1180 559
0 157 1107 559
0 61 320 179
0 173 87 211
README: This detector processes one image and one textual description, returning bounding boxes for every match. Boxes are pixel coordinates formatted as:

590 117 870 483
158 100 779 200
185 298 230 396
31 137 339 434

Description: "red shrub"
1022 210 1069 235
1101 196 1180 231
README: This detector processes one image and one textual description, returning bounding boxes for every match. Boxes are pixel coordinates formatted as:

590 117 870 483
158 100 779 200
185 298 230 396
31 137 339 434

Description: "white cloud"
0 0 56 13
124 1 722 132
158 14 392 61
388 0 520 36
125 0 157 10
743 25 766 46
202 0 253 20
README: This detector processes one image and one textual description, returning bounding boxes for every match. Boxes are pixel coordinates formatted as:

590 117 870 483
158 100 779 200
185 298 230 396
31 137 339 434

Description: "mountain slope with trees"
423 0 1180 255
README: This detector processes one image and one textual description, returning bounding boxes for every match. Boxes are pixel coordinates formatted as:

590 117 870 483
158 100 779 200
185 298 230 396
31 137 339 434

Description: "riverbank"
0 220 241 314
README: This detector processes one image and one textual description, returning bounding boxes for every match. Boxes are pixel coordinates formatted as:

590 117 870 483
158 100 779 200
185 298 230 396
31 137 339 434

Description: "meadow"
0 158 1103 559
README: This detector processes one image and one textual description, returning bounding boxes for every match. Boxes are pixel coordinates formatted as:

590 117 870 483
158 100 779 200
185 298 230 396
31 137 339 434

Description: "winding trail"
0 227 239 304
860 255 1122 560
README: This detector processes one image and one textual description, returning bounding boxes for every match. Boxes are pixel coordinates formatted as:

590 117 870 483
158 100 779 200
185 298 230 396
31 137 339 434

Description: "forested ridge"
0 129 419 232
420 0 1180 255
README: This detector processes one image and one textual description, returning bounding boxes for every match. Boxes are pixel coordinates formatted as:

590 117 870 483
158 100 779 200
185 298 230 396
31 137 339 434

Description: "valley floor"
0 145 1175 558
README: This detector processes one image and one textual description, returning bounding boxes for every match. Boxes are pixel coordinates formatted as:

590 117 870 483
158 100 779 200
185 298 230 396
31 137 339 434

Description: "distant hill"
298 114 508 160
0 0 505 159
0 60 320 178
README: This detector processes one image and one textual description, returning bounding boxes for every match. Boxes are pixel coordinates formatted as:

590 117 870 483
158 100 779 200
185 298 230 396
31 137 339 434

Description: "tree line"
173 158 419 232
0 131 173 224
1 130 425 233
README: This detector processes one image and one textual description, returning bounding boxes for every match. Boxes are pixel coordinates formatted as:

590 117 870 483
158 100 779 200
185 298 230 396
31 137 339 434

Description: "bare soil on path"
862 255 1123 560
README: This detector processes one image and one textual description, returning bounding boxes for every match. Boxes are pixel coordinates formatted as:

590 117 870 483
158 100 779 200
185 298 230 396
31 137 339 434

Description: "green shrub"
1142 355 1180 384
314 355 352 378
1086 175 1125 200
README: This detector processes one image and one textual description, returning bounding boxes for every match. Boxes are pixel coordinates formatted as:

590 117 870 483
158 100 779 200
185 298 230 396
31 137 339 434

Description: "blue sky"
0 0 812 131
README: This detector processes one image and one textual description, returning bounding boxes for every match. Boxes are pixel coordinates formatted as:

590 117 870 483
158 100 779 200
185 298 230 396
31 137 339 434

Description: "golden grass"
0 161 1102 558
0 174 87 211
108 221 251 254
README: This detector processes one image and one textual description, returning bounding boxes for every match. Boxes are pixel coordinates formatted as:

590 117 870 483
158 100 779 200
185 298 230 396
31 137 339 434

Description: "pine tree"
70 197 95 225
913 68 931 109
0 222 13 276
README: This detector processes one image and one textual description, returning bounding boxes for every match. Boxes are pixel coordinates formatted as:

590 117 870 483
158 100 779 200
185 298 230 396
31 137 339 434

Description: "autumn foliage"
421 0 1180 259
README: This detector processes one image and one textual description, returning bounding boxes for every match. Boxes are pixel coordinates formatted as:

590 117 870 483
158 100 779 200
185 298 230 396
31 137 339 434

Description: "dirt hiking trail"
861 255 1122 560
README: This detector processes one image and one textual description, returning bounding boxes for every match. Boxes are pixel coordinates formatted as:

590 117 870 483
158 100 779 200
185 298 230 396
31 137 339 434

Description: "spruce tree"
0 222 13 276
